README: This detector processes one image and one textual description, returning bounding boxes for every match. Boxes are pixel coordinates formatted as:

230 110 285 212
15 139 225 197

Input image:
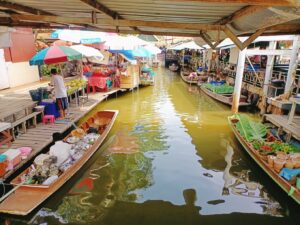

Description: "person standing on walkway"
50 68 68 119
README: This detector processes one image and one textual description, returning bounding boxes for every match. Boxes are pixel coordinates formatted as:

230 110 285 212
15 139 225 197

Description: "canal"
2 68 299 225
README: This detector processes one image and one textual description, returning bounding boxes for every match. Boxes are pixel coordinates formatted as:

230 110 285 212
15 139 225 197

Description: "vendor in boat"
50 68 68 120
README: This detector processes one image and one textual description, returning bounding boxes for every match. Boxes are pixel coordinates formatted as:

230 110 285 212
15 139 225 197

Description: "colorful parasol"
29 46 82 65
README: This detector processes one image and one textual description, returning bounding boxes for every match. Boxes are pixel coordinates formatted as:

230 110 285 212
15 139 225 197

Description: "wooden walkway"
263 114 300 141
0 94 37 122
0 88 121 181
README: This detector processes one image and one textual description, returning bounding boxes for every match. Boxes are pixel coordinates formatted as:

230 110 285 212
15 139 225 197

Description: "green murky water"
2 68 299 225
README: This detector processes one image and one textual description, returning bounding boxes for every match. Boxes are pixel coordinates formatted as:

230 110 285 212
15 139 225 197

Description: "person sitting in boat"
50 68 68 120
169 63 179 72
188 72 198 81
207 74 214 83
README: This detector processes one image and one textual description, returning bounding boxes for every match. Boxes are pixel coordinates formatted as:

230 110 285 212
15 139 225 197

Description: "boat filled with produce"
0 110 118 215
201 83 250 107
228 114 300 204
203 83 234 94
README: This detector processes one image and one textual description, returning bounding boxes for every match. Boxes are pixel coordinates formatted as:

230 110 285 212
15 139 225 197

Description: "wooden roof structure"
0 0 300 50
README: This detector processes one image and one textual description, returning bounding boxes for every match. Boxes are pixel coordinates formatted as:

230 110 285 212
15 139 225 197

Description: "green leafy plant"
270 142 300 153
203 84 234 94
235 114 267 142
40 65 60 77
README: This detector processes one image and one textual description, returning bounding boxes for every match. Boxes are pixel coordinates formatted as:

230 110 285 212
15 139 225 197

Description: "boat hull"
0 110 118 215
200 86 250 107
228 117 300 204
180 71 198 84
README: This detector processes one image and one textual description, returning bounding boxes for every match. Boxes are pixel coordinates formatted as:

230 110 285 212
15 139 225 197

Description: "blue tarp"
109 50 136 60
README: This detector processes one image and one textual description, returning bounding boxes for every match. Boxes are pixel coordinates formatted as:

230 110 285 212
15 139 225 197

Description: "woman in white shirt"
50 68 68 119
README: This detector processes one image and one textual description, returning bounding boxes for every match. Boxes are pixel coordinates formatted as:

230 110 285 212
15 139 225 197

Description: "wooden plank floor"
0 88 121 181
264 114 300 141
0 94 37 121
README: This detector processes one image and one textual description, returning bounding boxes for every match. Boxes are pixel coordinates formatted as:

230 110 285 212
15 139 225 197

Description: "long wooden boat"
200 85 250 107
0 110 118 215
180 70 198 85
228 116 300 204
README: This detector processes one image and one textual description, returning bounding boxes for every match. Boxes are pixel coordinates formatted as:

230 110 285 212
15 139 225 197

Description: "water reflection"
1 68 299 225
221 140 283 216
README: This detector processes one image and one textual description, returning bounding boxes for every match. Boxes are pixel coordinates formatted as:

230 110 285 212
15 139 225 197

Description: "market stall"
29 46 87 117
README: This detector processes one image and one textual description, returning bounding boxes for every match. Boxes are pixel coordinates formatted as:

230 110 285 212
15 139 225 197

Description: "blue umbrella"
108 50 136 61
133 47 153 58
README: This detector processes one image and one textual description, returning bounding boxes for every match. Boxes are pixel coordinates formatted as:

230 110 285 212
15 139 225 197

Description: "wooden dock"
263 114 300 141
0 88 121 181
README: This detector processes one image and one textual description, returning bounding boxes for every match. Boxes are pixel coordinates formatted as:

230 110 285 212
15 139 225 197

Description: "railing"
226 69 264 87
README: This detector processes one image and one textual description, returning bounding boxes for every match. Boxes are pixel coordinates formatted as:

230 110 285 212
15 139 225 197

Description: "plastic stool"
43 115 55 124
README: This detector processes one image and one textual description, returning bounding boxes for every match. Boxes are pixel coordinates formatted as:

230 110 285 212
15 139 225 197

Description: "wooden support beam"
241 27 267 49
91 11 97 24
0 0 53 15
0 18 201 37
223 26 243 50
199 32 223 49
79 0 117 18
10 14 223 30
79 0 139 32
171 0 299 6
212 39 223 49
127 30 201 37
267 24 300 31
223 26 266 50
113 20 222 30
216 5 265 25
199 32 215 49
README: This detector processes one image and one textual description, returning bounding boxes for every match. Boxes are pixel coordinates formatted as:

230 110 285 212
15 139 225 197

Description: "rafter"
241 27 267 48
223 25 269 50
199 32 215 49
0 0 53 15
79 0 116 18
0 18 201 37
267 24 300 31
223 26 243 50
216 5 265 25
171 0 299 6
10 14 223 30
79 0 140 32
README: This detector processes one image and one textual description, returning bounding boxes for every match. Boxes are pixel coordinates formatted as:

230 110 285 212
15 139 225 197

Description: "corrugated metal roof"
1 0 300 41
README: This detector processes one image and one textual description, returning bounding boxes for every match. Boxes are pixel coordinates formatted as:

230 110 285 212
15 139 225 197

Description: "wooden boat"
197 75 208 87
0 110 118 215
180 70 198 85
200 85 250 107
228 116 300 204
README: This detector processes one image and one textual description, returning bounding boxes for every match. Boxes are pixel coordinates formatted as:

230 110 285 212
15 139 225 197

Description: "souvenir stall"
143 45 162 68
70 45 116 93
117 53 139 89
85 63 116 93
135 47 157 86
103 36 148 90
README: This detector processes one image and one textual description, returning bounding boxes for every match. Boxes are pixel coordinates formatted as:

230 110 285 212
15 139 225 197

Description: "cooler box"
0 154 8 177
3 149 22 167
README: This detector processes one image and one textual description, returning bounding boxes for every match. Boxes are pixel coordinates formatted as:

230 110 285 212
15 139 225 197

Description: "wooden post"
285 35 300 94
231 48 246 113
263 41 277 95
261 41 276 114
202 50 206 70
